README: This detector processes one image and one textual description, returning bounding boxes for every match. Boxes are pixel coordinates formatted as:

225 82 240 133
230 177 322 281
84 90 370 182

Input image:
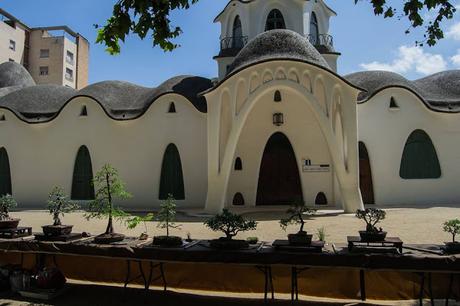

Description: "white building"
0 0 459 213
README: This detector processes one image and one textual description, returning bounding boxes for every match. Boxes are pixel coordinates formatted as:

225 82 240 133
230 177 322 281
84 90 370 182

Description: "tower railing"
220 36 248 52
306 34 334 48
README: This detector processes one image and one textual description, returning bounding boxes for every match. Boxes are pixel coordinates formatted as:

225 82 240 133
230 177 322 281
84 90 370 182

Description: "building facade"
0 0 459 212
0 9 88 89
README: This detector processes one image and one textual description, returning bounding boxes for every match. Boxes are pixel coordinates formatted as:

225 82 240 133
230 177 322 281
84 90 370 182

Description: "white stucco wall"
0 94 208 210
358 89 460 206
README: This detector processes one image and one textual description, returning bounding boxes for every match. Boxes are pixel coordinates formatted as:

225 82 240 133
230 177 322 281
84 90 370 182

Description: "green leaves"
47 186 79 226
0 194 17 221
126 213 154 230
157 194 180 236
443 219 460 242
204 209 257 240
354 0 456 46
356 208 386 232
279 202 316 233
96 0 200 54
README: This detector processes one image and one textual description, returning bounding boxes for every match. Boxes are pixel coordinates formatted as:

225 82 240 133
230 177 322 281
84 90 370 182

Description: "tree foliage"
96 0 199 54
443 219 460 243
47 186 79 226
0 194 17 221
205 209 257 240
356 208 386 232
156 194 180 237
355 0 456 46
98 0 456 54
85 164 131 234
280 203 316 234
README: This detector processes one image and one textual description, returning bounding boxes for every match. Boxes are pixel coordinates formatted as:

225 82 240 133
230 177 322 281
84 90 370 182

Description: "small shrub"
47 187 79 226
356 208 386 232
316 227 327 242
0 194 17 221
443 219 460 243
205 209 257 240
280 202 316 234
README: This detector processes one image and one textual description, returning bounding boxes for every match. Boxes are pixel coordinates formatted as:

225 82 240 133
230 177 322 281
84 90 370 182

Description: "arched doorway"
358 142 374 204
256 132 303 205
71 145 95 200
159 143 185 200
0 148 12 196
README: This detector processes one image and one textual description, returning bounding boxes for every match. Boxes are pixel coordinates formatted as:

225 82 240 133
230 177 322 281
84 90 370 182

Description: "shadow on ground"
0 283 381 306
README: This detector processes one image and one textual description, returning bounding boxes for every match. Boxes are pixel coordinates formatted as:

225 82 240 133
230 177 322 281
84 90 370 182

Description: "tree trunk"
105 172 114 234
106 217 114 234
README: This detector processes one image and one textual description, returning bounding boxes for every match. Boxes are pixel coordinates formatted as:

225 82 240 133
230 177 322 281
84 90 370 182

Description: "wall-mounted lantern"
273 113 284 126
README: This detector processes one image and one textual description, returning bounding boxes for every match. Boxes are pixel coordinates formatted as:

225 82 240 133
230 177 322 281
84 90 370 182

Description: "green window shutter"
0 148 12 196
71 145 95 200
400 130 441 179
159 144 185 200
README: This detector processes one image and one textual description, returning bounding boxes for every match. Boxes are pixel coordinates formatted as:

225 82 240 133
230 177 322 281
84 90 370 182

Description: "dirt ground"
0 206 459 306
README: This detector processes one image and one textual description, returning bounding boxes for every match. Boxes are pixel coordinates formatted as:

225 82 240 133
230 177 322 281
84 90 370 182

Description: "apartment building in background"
0 8 88 89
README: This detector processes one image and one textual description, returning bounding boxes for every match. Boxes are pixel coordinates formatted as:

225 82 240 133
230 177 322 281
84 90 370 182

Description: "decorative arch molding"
71 145 95 200
313 77 328 117
205 77 363 213
219 90 232 171
0 147 12 196
400 129 441 179
235 79 247 115
159 143 185 200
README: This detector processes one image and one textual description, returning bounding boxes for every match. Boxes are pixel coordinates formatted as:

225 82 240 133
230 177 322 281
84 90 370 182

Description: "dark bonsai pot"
42 225 73 237
152 236 183 247
209 237 249 250
359 230 387 242
288 232 313 246
444 242 460 254
0 218 20 229
94 233 125 244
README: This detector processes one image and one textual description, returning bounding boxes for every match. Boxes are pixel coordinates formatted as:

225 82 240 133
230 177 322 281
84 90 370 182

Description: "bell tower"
213 0 340 80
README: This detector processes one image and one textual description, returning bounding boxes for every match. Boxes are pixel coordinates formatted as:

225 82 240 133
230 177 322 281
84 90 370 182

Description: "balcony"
216 36 248 58
306 34 335 53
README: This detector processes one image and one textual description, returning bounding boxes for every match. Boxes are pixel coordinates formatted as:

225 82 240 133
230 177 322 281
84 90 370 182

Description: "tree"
280 203 316 234
443 219 460 243
97 0 456 54
356 208 386 232
85 164 131 236
0 194 17 221
204 209 257 240
47 186 79 226
156 194 180 237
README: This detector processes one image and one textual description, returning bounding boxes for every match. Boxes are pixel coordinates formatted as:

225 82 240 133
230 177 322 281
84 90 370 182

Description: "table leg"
360 270 366 301
419 272 425 306
446 273 454 306
159 263 167 291
428 273 434 306
291 267 295 302
124 260 131 289
269 266 274 300
137 261 148 290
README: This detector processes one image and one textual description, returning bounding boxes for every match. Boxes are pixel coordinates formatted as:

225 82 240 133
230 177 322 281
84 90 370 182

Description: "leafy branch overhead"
96 0 199 54
355 0 456 46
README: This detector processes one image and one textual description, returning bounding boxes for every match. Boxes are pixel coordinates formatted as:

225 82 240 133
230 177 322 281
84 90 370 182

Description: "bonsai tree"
152 194 182 246
355 208 386 233
443 219 460 243
126 213 155 240
0 194 17 221
85 164 131 243
280 203 316 234
205 209 257 240
47 187 79 227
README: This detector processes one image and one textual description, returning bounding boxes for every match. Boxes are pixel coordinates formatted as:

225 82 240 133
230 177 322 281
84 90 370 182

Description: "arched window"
315 192 328 205
0 148 12 196
71 146 95 200
274 90 282 102
309 12 319 45
232 16 244 48
168 102 176 113
400 130 441 179
80 105 88 116
159 144 185 200
232 192 245 206
234 157 243 171
265 9 286 31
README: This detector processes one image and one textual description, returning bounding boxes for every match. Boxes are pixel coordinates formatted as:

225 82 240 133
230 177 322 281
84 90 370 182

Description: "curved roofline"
200 57 366 95
357 85 460 114
0 91 207 125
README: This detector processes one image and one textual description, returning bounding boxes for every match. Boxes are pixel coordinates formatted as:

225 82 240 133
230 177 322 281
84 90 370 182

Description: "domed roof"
227 29 331 75
0 62 35 88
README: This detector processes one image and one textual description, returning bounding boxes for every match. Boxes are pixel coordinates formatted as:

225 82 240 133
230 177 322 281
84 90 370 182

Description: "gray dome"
0 62 35 88
227 29 331 75
0 85 76 117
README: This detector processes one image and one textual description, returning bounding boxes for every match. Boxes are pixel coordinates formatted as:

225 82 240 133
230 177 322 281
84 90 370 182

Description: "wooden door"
256 133 303 205
359 142 375 204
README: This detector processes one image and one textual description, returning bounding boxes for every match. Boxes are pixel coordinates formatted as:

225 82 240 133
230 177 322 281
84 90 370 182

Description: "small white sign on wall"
302 159 330 173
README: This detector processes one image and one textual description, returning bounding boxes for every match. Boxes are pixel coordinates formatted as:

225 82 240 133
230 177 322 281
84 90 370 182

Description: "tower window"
234 157 243 171
309 12 319 45
168 102 176 113
265 9 286 31
232 16 244 48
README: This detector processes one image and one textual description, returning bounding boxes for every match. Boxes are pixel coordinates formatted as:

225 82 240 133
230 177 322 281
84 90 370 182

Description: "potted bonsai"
126 213 154 240
443 219 460 254
356 208 387 242
205 209 257 250
152 194 182 247
42 187 80 237
280 203 316 246
0 194 19 229
85 164 131 244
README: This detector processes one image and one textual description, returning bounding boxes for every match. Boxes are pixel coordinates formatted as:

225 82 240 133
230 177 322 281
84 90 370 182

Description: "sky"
2 0 460 87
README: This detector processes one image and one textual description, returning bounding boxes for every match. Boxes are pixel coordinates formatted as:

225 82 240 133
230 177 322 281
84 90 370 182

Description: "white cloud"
360 45 447 75
447 21 460 40
451 49 460 66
